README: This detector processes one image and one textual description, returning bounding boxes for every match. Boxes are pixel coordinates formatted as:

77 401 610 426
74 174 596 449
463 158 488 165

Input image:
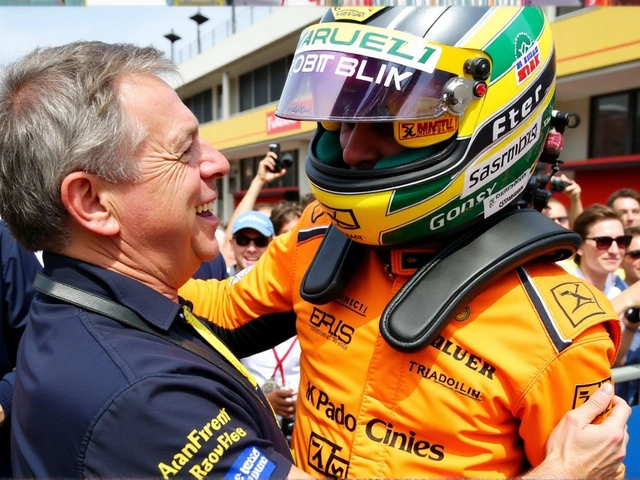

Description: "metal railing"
613 364 640 384
174 6 273 65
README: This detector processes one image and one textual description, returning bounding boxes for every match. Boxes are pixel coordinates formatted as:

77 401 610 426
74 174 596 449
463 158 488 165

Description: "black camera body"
268 143 294 173
533 171 566 193
549 176 567 193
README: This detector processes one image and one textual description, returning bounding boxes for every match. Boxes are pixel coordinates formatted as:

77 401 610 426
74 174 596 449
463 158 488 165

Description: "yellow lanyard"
181 305 258 390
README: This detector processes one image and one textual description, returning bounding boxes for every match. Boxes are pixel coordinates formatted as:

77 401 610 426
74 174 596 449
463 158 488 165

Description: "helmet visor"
276 22 471 122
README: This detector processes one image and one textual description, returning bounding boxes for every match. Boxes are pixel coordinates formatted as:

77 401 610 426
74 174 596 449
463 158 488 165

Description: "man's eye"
179 144 194 163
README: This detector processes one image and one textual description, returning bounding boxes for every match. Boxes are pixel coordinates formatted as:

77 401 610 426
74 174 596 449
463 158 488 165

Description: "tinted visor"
277 51 456 122
276 22 469 122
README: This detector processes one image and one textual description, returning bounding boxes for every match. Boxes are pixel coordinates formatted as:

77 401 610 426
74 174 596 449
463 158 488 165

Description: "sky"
0 5 272 66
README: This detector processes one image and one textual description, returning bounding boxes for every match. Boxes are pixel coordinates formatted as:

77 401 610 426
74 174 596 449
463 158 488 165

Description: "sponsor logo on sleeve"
158 408 249 480
551 282 606 327
225 446 276 480
572 378 613 417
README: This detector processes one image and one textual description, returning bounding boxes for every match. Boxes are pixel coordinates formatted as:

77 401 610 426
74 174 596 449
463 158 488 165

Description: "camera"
533 172 567 193
551 110 581 131
549 176 567 193
626 308 640 324
268 143 295 173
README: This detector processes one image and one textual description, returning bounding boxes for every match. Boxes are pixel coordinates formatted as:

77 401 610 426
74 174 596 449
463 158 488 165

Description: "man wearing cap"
229 211 275 276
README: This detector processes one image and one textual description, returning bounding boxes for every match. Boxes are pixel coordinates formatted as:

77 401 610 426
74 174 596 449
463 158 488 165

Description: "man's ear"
61 172 120 236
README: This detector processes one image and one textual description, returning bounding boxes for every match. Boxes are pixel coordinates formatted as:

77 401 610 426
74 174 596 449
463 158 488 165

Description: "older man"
0 42 308 478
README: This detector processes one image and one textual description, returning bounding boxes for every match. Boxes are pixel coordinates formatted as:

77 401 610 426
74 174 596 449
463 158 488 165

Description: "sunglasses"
584 235 632 250
233 235 270 248
626 249 640 260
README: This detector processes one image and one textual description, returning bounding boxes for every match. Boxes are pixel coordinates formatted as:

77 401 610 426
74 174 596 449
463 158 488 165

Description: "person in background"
254 202 277 218
568 204 629 299
608 188 640 228
569 205 640 371
212 225 235 275
180 6 630 478
0 41 308 478
621 226 640 287
542 173 584 228
542 197 570 229
270 201 303 237
218 155 287 274
299 193 316 210
228 210 274 276
542 197 577 272
554 173 583 227
0 221 42 477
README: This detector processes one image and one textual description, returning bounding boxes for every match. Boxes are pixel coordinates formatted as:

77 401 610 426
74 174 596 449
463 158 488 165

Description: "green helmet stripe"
389 175 452 213
484 8 546 83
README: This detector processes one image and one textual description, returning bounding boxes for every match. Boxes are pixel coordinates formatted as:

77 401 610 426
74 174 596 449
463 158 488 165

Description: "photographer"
569 206 639 373
540 170 583 229
558 173 584 228
221 148 288 272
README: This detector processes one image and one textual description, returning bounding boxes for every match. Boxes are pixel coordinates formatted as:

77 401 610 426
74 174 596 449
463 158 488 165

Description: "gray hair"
0 41 178 252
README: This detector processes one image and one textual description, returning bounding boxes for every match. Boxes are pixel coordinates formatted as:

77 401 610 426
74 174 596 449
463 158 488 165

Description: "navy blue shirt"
0 221 42 477
12 253 293 478
193 255 229 281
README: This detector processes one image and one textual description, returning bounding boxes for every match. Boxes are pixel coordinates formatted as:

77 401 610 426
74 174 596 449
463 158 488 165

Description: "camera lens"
281 153 295 169
549 177 567 193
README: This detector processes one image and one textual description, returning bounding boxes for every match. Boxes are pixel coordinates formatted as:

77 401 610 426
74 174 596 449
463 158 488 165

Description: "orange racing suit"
179 202 621 478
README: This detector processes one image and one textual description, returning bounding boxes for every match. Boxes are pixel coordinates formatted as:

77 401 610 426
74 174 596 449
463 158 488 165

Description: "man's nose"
199 140 230 178
341 123 402 168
